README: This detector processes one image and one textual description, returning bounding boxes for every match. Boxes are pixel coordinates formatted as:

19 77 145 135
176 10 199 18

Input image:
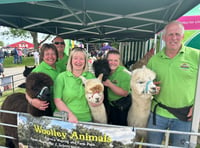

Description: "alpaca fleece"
0 72 53 148
127 66 157 146
80 74 107 124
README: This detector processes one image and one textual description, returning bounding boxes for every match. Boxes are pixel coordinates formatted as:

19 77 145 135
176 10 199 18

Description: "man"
52 36 69 72
147 21 200 147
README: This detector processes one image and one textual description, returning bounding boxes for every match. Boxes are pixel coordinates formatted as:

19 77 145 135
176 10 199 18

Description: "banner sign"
17 113 135 148
178 15 200 30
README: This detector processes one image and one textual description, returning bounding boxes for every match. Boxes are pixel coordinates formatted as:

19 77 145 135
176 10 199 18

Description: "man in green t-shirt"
52 36 69 72
147 21 200 147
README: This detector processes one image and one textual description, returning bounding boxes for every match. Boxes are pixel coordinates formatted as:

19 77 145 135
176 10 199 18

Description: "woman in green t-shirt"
26 43 60 113
103 49 131 126
54 47 94 123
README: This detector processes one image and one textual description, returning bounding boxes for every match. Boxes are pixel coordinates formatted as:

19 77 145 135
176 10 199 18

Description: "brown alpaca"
0 72 53 148
80 74 107 124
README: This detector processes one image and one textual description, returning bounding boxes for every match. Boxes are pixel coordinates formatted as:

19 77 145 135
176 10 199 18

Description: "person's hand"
68 113 78 123
187 106 193 121
153 81 161 95
102 79 111 87
31 99 49 111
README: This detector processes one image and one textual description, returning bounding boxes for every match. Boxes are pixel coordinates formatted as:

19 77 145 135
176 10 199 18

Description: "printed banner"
17 113 135 148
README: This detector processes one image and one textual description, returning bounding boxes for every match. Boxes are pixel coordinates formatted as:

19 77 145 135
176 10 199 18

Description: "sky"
0 26 54 46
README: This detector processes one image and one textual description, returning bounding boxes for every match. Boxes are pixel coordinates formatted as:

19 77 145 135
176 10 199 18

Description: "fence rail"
0 109 200 148
0 72 25 95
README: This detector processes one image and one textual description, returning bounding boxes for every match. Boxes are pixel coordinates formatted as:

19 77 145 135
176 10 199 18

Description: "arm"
25 92 49 111
103 79 129 97
54 98 78 123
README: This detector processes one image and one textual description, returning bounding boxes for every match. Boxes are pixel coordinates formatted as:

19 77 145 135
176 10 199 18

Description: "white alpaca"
80 74 107 124
127 66 157 144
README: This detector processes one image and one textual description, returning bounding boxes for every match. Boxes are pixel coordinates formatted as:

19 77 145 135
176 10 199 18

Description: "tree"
1 27 52 49
0 40 3 47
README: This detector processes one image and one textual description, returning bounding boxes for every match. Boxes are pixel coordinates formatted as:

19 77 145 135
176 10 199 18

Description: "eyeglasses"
53 42 65 45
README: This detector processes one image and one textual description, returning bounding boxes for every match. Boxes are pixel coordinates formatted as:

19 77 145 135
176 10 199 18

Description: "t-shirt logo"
180 63 190 70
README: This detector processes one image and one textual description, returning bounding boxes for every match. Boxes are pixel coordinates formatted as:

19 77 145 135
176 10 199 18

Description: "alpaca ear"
142 65 146 69
79 76 87 85
98 73 103 81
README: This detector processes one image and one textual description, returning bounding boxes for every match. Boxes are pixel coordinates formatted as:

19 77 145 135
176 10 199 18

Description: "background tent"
7 41 34 49
185 32 200 50
177 4 200 30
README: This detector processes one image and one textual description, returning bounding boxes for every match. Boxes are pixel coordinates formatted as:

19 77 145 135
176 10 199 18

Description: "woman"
26 43 61 112
54 47 94 123
103 49 131 126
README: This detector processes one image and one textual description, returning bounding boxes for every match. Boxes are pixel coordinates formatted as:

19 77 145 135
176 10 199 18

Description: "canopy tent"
7 40 34 49
185 32 200 50
0 0 199 43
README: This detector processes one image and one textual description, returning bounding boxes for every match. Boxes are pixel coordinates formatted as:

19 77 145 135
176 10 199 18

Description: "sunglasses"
54 42 65 45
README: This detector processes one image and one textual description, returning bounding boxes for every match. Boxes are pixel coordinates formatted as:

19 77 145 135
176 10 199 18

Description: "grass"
3 56 35 68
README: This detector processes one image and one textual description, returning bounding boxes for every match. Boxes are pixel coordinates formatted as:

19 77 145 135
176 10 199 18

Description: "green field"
3 56 34 68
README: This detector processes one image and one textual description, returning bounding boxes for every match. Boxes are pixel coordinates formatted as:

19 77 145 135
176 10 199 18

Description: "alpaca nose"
96 98 100 102
152 87 156 91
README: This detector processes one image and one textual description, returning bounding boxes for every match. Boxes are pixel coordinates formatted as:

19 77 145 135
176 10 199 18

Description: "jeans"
147 112 191 148
14 55 18 64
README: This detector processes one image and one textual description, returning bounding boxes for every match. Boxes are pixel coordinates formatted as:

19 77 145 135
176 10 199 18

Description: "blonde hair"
66 47 89 72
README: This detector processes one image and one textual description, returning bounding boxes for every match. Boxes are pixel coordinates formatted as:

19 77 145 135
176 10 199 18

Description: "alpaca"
18 65 36 88
130 48 154 71
92 59 111 81
127 66 157 146
92 59 111 123
80 74 107 124
0 72 53 148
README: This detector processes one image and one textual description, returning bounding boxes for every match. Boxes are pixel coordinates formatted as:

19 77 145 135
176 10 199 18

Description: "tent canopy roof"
0 0 199 43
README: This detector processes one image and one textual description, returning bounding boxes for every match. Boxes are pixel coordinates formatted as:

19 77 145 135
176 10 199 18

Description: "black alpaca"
18 65 36 88
0 72 53 148
92 59 111 124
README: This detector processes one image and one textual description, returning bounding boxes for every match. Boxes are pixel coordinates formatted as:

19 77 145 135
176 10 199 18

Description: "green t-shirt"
54 71 95 122
147 45 200 119
107 66 131 102
56 54 69 72
32 61 61 112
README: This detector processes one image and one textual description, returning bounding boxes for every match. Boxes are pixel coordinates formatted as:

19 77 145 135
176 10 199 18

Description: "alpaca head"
92 59 111 81
26 72 53 101
130 66 157 97
80 74 104 106
23 65 36 77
